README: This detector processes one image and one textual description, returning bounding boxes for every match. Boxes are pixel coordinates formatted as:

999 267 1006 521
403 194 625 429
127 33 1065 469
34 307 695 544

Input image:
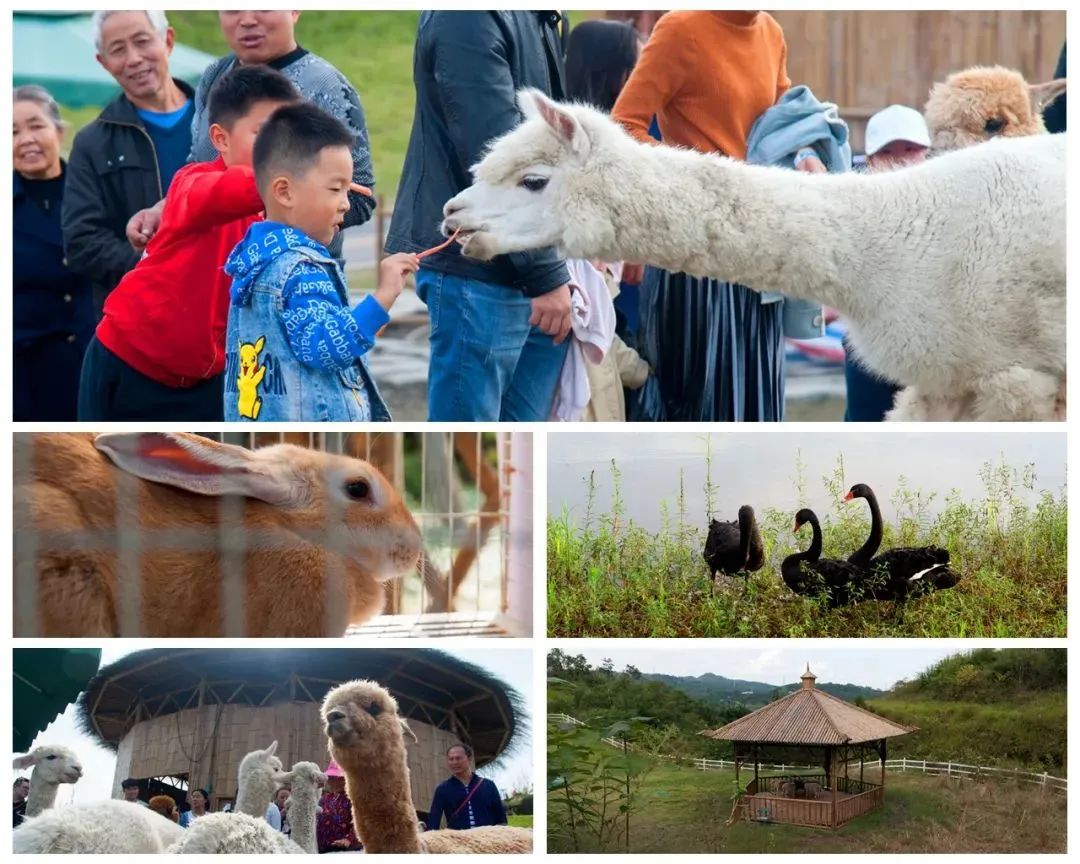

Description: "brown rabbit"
13 432 423 637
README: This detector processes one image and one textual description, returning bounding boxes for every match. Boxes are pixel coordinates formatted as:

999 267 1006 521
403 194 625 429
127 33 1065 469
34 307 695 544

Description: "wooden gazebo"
702 665 915 829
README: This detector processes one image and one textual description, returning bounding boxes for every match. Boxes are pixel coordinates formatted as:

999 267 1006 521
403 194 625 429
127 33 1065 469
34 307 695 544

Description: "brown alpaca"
148 795 179 823
13 433 424 637
924 65 1067 152
321 680 532 854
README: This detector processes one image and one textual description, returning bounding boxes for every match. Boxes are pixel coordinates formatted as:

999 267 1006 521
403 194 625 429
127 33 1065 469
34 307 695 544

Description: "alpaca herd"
443 66 1066 422
14 684 530 855
704 483 960 609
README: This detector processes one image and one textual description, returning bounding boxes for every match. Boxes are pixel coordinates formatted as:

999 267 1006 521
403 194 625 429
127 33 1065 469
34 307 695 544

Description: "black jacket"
14 165 94 346
386 11 570 296
1043 42 1066 135
61 79 196 318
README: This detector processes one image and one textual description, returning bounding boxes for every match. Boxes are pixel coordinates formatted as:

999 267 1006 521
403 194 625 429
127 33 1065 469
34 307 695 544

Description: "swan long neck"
851 491 883 564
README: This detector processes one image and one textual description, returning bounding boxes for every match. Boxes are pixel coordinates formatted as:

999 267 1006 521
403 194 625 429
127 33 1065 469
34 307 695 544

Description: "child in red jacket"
77 66 301 420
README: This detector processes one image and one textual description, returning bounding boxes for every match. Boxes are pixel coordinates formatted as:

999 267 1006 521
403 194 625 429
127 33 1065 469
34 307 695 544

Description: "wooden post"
830 746 838 829
860 745 865 785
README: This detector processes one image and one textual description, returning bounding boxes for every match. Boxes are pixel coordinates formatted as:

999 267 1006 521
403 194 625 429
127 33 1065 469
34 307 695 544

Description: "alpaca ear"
399 718 418 743
94 432 297 506
13 754 34 770
266 740 279 757
1028 78 1067 113
519 88 589 158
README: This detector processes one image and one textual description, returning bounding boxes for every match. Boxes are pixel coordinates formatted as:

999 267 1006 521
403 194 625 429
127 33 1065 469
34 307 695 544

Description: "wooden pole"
830 746 838 829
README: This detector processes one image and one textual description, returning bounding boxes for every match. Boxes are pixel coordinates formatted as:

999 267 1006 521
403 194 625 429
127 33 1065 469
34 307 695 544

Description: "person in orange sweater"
77 65 300 421
612 10 807 422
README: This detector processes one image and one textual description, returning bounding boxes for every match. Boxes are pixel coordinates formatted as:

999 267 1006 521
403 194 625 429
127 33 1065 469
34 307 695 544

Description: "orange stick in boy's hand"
350 182 373 198
418 227 461 260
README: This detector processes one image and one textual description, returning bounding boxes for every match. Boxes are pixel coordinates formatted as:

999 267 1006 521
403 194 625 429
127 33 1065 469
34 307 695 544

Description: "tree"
624 664 642 680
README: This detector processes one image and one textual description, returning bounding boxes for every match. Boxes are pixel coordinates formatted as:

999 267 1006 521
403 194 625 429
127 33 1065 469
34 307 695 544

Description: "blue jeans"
417 270 569 421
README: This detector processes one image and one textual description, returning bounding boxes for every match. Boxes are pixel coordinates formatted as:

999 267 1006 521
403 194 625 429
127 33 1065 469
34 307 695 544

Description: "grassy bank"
547 458 1066 637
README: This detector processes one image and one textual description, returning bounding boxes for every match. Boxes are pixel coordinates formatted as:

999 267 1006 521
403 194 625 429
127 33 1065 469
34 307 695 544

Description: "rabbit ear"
94 433 297 505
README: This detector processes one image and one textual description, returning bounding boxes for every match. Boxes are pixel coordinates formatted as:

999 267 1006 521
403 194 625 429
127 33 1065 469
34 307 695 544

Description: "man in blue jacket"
387 11 573 421
425 744 507 831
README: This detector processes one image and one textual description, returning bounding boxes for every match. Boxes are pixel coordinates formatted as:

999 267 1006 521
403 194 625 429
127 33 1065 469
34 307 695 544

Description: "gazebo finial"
801 663 817 689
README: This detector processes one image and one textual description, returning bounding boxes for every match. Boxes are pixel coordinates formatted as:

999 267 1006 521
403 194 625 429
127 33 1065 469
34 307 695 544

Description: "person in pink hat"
316 759 361 852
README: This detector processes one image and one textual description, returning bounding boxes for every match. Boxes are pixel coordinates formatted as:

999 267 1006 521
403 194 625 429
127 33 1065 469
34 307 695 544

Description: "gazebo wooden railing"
738 775 884 829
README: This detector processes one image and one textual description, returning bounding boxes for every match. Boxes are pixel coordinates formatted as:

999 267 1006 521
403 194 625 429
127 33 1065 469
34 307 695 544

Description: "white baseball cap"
864 104 931 156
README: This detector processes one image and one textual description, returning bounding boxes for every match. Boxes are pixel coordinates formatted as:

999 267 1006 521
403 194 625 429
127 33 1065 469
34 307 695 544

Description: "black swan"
843 483 960 600
703 505 765 582
781 509 866 607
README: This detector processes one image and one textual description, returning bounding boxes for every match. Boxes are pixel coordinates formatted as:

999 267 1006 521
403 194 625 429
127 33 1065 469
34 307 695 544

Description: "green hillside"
644 671 885 709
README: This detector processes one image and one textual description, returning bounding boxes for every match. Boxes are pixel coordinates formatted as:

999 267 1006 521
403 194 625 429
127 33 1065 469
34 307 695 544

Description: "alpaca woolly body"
445 92 1065 420
166 812 304 854
322 680 532 854
277 761 327 854
13 799 184 853
235 741 284 818
12 745 83 817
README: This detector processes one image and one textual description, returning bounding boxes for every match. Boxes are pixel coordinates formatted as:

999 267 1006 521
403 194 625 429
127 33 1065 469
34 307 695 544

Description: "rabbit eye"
366 703 382 717
345 479 371 501
984 117 1004 134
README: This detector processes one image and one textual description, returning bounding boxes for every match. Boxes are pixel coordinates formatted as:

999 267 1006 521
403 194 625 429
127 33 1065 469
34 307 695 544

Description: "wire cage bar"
13 431 532 638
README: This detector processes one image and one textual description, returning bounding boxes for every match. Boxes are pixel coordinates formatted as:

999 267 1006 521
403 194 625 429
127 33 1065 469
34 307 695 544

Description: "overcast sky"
550 642 982 691
549 427 1064 530
16 646 533 806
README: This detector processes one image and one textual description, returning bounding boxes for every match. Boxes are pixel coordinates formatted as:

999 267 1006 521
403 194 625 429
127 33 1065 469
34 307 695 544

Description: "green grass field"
547 459 1066 637
60 10 607 201
508 815 534 828
549 757 1066 853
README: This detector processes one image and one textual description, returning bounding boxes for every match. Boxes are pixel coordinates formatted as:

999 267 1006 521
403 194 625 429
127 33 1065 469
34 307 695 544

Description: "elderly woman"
612 11 796 421
316 760 361 852
13 85 94 421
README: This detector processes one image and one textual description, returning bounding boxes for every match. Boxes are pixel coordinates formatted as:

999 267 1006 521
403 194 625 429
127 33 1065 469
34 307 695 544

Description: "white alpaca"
13 745 83 816
277 761 328 854
443 90 1065 421
235 739 284 817
14 799 184 853
168 741 305 854
167 812 303 854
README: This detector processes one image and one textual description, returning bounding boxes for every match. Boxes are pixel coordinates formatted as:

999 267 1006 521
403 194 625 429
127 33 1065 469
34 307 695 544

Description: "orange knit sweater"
612 11 791 160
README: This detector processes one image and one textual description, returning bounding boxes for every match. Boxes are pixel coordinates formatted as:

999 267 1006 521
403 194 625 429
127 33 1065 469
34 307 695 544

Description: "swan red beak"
792 520 801 533
842 491 854 501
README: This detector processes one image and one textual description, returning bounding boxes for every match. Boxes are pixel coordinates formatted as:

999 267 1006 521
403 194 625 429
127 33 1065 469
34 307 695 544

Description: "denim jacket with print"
223 223 390 422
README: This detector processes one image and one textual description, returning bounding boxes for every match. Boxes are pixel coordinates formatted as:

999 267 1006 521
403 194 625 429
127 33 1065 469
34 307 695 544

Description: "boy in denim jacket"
224 103 418 421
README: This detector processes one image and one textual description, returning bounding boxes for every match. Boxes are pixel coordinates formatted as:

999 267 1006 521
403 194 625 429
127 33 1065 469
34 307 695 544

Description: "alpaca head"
321 680 416 769
924 65 1066 152
443 89 622 261
239 740 285 786
278 761 328 797
149 794 180 822
13 745 84 787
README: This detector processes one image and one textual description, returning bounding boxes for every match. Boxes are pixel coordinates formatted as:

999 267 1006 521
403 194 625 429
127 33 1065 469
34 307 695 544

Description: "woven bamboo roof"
76 648 524 767
702 665 916 746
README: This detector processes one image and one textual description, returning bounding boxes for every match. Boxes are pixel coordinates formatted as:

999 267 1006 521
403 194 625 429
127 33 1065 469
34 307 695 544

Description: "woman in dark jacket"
13 85 94 420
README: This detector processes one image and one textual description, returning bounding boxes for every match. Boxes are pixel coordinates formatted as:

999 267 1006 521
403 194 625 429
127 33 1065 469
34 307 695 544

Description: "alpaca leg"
971 368 1060 421
884 386 931 421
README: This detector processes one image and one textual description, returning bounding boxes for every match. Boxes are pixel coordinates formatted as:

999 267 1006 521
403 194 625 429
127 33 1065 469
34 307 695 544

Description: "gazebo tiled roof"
702 664 916 746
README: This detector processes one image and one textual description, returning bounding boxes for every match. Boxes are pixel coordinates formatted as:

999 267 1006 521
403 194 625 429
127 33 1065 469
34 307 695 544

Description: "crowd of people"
14 744 512 852
13 10 1067 422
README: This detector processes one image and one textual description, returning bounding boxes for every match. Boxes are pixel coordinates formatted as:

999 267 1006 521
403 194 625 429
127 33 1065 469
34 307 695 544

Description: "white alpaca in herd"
443 89 1065 421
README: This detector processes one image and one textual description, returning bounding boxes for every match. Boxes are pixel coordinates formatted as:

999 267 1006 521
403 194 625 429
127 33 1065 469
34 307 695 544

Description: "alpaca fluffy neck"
580 138 877 320
235 769 275 819
340 745 421 854
286 784 318 854
24 778 59 817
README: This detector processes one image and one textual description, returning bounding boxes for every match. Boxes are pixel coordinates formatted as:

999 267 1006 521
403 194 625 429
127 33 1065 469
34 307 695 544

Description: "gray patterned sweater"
188 48 376 252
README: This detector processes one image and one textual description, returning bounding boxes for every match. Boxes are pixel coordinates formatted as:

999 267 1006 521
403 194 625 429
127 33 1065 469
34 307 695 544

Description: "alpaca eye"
519 175 549 192
345 479 371 501
366 703 382 717
326 710 346 722
985 118 1004 134
46 755 57 760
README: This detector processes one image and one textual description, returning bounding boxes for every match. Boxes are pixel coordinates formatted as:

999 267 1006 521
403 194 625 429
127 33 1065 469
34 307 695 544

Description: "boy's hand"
530 284 573 344
373 252 420 311
127 198 166 251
